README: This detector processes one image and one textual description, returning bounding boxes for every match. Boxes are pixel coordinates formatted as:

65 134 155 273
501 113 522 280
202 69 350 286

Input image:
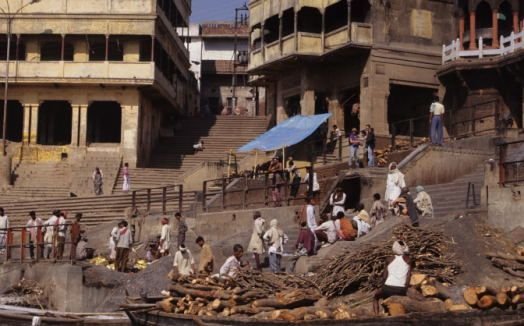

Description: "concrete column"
73 40 88 62
22 104 32 144
300 69 315 116
78 104 88 147
328 92 344 130
459 15 465 50
275 81 288 123
122 104 139 167
123 40 140 62
30 103 39 144
360 75 389 136
71 105 79 146
492 9 499 48
513 11 519 33
469 11 476 49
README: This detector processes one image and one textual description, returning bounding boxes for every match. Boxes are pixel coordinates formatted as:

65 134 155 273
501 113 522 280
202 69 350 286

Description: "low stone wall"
195 206 300 245
400 146 490 186
484 162 524 232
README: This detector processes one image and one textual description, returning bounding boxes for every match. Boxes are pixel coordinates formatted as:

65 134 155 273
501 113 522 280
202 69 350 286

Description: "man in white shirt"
26 211 42 259
314 215 338 245
0 208 9 254
115 220 133 272
430 95 445 146
43 210 59 259
172 245 195 277
219 244 244 278
159 217 171 256
305 198 318 253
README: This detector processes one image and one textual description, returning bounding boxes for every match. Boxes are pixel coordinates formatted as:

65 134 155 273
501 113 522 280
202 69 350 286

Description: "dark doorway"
263 15 279 44
476 1 493 46
37 101 72 145
285 95 301 117
339 176 361 211
498 1 513 38
387 84 435 137
341 88 360 133
0 100 23 142
87 101 122 144
282 9 295 37
208 97 220 115
315 93 328 114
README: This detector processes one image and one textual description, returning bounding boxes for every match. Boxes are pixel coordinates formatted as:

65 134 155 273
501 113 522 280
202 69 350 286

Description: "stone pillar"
469 11 477 49
122 104 139 167
22 104 32 144
513 11 519 33
300 69 315 116
360 74 390 136
459 15 465 50
123 40 140 62
275 81 288 123
30 103 39 144
71 105 79 146
78 105 88 147
73 40 88 62
492 9 499 48
328 91 344 130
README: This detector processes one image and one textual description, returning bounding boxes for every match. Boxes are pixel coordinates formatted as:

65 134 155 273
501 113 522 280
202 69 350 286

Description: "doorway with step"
37 101 72 145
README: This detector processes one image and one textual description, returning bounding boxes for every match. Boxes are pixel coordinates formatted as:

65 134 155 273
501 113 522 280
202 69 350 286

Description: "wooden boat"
125 308 524 326
0 304 129 326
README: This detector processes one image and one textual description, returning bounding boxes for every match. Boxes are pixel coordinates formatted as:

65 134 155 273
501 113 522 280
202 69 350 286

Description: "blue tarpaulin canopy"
237 113 331 152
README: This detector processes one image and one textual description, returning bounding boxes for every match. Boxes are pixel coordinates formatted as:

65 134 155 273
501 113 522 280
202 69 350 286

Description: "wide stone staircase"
112 116 269 194
422 164 484 218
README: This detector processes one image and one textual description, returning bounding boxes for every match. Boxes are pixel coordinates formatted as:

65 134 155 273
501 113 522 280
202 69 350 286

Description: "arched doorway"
37 101 72 145
498 1 514 38
476 1 493 46
0 100 23 142
297 7 322 34
87 101 122 144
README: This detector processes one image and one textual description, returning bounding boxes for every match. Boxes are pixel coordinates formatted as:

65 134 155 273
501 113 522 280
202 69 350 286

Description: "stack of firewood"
157 270 331 320
314 225 462 297
486 251 524 279
463 285 524 310
375 138 428 167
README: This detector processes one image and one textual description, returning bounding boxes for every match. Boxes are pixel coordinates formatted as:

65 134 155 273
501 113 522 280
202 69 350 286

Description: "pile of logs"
463 286 524 310
486 251 524 279
375 138 428 167
157 270 332 320
314 225 462 297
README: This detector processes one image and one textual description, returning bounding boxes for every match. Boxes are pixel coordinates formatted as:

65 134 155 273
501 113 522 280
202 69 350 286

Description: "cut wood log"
383 296 446 313
409 274 427 287
463 287 479 306
385 303 406 316
477 295 496 310
475 286 497 296
444 299 454 310
448 304 470 312
496 292 509 307
503 268 524 278
157 298 174 313
170 284 216 300
420 285 438 297
512 294 524 304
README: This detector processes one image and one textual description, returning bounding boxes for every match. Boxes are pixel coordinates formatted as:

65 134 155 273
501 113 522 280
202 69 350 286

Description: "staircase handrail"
130 183 184 215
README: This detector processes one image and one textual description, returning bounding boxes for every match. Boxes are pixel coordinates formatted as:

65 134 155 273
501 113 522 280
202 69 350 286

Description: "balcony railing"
0 61 155 83
442 31 524 64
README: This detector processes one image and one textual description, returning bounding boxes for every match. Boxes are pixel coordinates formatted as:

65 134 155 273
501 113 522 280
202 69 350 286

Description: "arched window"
498 1 513 37
297 7 321 34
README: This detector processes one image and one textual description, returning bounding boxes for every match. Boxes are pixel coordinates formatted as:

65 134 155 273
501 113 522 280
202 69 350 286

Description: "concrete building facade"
181 22 266 116
247 0 457 140
0 0 198 167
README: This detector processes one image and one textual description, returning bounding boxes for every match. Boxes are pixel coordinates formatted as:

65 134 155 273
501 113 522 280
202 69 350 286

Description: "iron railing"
131 184 184 215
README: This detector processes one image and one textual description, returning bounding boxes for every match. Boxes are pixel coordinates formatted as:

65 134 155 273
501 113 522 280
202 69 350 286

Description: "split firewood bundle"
486 251 524 279
314 224 462 297
375 138 428 167
157 270 327 319
463 285 524 310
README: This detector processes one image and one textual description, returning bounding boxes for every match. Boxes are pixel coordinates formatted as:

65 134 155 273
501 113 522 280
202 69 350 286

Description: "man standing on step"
429 95 445 146
56 212 68 260
0 208 9 254
175 212 187 247
26 211 42 259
